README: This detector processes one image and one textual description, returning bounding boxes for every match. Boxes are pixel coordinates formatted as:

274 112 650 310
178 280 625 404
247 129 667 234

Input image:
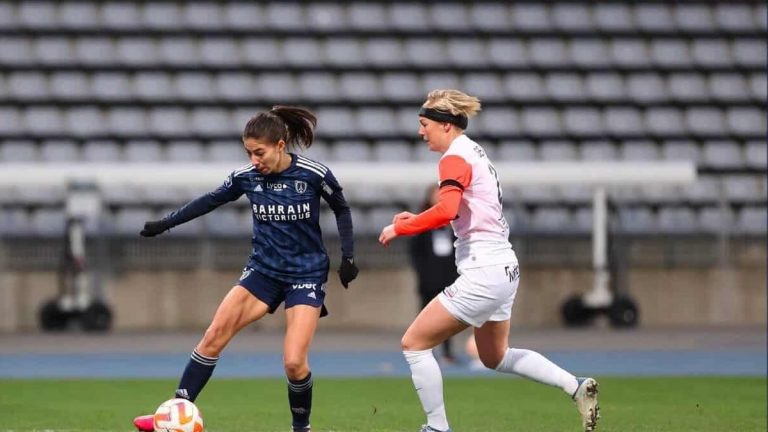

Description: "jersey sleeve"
162 171 244 227
394 155 472 236
320 168 354 258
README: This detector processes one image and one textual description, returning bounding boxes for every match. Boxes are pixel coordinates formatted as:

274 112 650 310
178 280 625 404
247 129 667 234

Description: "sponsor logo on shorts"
291 283 317 290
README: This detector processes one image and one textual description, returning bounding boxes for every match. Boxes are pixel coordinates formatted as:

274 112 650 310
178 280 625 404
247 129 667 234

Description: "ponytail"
242 105 317 150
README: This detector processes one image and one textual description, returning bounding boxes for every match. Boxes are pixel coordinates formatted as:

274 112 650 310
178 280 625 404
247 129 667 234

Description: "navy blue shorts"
237 267 328 317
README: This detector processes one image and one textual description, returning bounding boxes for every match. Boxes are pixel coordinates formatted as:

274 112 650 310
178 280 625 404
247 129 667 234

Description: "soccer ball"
153 398 204 432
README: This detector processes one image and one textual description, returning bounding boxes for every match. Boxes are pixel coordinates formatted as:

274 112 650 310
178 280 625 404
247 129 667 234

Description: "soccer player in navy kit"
132 106 359 432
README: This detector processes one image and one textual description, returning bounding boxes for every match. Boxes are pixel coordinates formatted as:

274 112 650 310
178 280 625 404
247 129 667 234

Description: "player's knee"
478 351 504 369
198 324 230 356
401 334 419 351
283 356 308 379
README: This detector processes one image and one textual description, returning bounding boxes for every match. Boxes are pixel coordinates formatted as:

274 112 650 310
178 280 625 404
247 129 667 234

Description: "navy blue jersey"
161 154 353 282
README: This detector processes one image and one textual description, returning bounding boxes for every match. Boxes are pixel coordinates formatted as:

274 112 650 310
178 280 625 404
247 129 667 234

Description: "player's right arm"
140 172 245 237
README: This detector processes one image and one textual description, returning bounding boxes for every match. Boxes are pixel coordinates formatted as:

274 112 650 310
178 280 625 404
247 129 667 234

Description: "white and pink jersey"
441 135 516 270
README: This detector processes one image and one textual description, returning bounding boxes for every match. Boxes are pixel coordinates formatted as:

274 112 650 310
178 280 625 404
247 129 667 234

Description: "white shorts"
438 262 520 328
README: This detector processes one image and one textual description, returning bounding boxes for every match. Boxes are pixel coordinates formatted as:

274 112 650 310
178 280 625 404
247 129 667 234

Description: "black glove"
337 256 359 289
140 220 170 237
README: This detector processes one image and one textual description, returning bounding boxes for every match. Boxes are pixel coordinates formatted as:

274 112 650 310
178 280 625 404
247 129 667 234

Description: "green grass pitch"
0 377 765 431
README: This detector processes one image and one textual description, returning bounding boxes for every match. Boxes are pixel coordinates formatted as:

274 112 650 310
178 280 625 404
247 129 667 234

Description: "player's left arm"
320 169 358 288
380 155 471 245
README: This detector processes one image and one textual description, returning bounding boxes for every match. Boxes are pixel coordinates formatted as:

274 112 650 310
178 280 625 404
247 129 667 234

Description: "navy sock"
287 372 313 428
175 349 218 402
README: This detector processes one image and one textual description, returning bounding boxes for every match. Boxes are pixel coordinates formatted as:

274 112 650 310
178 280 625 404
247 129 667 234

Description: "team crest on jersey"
295 180 307 194
240 267 252 281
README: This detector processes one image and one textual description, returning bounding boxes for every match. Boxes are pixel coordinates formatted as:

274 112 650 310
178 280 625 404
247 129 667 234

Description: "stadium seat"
731 39 766 68
24 107 64 134
736 207 768 234
627 73 667 102
0 2 15 28
562 108 603 136
618 207 658 233
749 73 768 102
148 107 188 136
215 72 256 101
284 38 325 67
29 208 67 237
529 207 572 233
722 175 763 202
546 73 586 101
116 38 159 65
593 3 633 30
657 207 698 233
469 3 510 31
645 108 686 135
529 39 569 67
479 107 519 135
0 208 31 236
552 3 593 30
511 3 552 31
364 39 406 67
585 73 625 100
113 208 154 236
669 73 708 102
744 141 767 169
167 141 205 162
176 72 216 100
635 3 676 30
124 140 163 162
714 4 754 31
348 3 387 30
692 40 733 67
405 39 447 67
316 107 357 136
381 72 421 102
446 38 488 67
205 208 251 236
82 140 122 162
686 107 727 136
40 140 80 162
92 72 131 100
726 107 766 135
0 107 23 134
604 107 644 135
264 3 306 30
610 39 650 67
521 108 562 135
299 73 338 102
424 4 467 31
131 72 171 101
662 140 701 163
306 3 347 30
421 72 461 96
17 2 57 28
390 3 429 30
0 140 38 162
183 3 224 29
323 38 362 67
158 38 198 66
708 73 750 102
0 37 33 64
257 73 299 100
8 72 48 99
357 108 396 136
372 140 413 162
224 3 264 29
580 140 618 161
199 39 240 66
651 40 692 67
142 2 182 29
461 73 503 102
49 72 89 99
681 176 721 203
497 140 537 161
620 140 660 161
702 140 744 168
674 4 715 31
570 40 611 68
539 140 578 161
241 39 282 67
699 206 735 233
76 38 116 65
340 72 380 102
504 73 544 100
329 140 372 162
488 38 528 67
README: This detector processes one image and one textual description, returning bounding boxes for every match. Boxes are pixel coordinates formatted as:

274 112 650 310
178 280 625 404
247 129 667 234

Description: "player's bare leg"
133 286 269 432
474 320 598 431
402 298 468 432
284 304 322 432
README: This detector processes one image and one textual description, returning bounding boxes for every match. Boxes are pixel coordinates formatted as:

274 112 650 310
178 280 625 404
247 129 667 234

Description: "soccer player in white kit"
379 90 600 432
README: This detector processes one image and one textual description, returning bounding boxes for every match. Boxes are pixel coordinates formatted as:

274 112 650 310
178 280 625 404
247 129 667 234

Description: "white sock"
494 348 579 396
403 349 450 432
